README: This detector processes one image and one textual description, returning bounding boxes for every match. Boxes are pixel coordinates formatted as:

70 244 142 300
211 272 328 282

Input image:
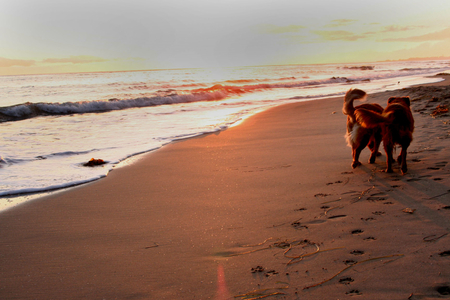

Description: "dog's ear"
402 96 411 107
388 96 411 107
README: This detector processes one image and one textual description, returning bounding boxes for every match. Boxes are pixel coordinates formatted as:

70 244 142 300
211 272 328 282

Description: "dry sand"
0 76 449 300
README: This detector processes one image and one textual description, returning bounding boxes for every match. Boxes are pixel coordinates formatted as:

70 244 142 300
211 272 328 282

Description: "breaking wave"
0 88 236 122
1 65 446 123
0 78 343 122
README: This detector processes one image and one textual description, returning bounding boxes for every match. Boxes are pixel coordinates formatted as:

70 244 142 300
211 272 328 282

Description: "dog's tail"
343 88 367 117
354 109 394 128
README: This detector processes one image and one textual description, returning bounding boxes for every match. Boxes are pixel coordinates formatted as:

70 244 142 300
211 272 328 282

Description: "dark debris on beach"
83 158 107 167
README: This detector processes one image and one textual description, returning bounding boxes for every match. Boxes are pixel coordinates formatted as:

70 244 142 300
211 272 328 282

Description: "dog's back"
354 97 413 131
347 102 384 137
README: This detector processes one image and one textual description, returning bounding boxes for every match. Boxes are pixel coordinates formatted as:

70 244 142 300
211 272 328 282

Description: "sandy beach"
1 76 449 299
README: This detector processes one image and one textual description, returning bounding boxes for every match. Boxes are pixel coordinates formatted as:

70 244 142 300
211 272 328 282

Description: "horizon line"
1 56 450 77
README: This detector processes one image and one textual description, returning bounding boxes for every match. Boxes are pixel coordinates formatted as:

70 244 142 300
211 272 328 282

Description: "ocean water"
1 61 449 210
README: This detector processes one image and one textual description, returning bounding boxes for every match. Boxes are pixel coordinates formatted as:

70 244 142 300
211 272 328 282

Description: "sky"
1 0 450 75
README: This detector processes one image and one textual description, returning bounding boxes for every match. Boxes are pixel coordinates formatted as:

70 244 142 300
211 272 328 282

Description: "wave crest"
0 87 239 122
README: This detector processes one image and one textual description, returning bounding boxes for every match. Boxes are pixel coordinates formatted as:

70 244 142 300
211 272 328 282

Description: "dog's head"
387 96 411 107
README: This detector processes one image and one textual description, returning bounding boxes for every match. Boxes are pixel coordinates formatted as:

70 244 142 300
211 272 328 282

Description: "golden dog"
343 88 383 169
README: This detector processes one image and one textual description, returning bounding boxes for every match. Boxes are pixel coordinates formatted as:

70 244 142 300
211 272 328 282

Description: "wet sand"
0 75 449 299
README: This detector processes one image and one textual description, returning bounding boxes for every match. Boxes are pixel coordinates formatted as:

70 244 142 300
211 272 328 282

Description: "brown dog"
355 96 414 174
343 89 383 169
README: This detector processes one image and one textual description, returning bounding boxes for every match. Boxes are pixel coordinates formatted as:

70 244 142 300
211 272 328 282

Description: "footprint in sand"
326 180 344 186
372 211 386 215
346 289 362 296
251 266 264 273
294 207 307 211
419 175 432 178
339 277 354 284
264 270 279 277
367 195 388 201
427 161 448 170
367 192 388 202
328 214 347 219
291 221 308 229
436 285 450 296
314 193 332 197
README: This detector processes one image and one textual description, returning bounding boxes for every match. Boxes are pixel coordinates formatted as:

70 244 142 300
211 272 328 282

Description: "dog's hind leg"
384 143 395 173
352 147 363 168
398 145 409 175
368 131 382 164
352 135 370 168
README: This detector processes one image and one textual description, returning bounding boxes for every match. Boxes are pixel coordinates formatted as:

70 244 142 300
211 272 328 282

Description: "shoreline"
1 74 447 213
0 75 449 299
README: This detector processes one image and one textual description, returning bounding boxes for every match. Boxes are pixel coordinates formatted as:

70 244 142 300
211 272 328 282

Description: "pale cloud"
325 19 357 28
386 40 450 59
256 24 306 34
0 57 35 67
312 30 368 41
284 39 450 65
381 25 424 32
42 55 108 64
382 27 450 42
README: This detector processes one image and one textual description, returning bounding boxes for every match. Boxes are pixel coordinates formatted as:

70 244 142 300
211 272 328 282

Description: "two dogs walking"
343 88 414 175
